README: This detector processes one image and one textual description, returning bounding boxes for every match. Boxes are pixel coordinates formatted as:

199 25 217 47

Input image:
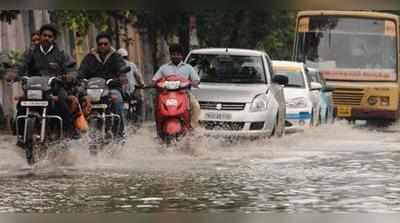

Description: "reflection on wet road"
1 122 400 213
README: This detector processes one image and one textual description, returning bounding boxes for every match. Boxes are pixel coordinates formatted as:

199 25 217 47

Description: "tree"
195 10 296 60
0 10 19 23
132 11 189 70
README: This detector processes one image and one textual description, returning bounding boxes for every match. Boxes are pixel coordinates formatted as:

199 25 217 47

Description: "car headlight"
27 90 43 100
87 89 104 102
250 94 268 112
287 97 307 108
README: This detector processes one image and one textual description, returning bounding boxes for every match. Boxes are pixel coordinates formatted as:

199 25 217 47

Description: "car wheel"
310 110 315 127
271 113 284 138
318 109 322 125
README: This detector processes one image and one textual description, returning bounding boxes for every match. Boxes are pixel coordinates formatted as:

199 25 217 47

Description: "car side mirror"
310 82 322 91
322 86 334 92
272 75 288 86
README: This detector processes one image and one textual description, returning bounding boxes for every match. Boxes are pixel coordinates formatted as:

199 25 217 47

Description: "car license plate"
21 101 48 107
204 112 232 120
91 104 107 109
337 105 351 117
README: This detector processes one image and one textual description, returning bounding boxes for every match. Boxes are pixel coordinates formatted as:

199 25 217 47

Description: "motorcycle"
14 62 76 165
122 87 143 127
15 76 64 165
82 67 131 155
154 75 192 145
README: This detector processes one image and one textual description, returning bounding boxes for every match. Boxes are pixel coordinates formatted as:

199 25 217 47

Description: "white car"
272 60 322 129
185 48 288 138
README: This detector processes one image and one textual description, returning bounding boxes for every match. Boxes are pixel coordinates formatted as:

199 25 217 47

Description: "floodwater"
1 121 400 213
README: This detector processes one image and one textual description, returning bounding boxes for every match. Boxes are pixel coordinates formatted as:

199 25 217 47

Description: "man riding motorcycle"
77 33 128 139
7 24 80 144
117 48 145 125
152 43 201 135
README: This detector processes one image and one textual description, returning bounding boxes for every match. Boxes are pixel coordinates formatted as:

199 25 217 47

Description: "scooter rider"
7 24 79 141
152 43 201 130
77 32 128 139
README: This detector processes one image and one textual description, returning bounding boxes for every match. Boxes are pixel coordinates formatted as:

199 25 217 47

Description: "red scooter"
154 75 192 144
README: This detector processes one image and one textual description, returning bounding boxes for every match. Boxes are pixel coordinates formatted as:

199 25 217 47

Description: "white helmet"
117 48 129 57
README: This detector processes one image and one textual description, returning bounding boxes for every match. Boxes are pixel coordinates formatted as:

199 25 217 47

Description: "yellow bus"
293 11 399 123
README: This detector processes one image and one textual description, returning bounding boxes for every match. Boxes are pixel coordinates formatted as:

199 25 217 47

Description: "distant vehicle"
272 60 321 129
293 11 400 125
185 48 288 138
308 68 335 124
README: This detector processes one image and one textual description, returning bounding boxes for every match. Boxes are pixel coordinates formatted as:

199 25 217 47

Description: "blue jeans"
110 89 125 137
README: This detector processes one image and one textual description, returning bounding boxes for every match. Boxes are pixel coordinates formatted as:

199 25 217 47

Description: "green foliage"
256 12 296 60
0 51 23 78
0 10 19 23
195 11 296 60
133 11 188 37
50 10 132 35
50 10 297 61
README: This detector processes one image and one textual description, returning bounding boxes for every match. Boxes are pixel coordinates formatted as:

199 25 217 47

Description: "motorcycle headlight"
87 89 104 102
287 97 308 108
250 94 268 112
27 90 43 100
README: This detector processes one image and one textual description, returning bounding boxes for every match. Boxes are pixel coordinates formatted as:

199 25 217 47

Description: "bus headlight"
368 96 378 106
380 96 390 106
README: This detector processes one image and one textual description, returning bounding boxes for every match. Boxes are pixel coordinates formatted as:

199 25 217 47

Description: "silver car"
185 48 287 138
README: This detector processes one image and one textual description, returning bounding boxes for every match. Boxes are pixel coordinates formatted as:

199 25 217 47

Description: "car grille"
332 88 364 106
199 101 246 111
200 121 245 131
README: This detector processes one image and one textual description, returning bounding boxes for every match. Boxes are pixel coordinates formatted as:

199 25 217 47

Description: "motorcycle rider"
117 48 145 124
7 24 79 143
152 43 201 132
77 33 128 139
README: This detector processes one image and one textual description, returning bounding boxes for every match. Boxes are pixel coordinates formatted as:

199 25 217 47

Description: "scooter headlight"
164 81 181 90
87 89 104 102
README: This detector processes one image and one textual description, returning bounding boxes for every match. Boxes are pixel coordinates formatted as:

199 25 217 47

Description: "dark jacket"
17 44 73 77
77 48 126 80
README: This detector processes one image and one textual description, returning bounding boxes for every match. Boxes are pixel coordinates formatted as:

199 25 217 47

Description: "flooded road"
1 122 400 213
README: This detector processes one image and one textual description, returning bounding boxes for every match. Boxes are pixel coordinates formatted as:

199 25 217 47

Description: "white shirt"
152 62 200 82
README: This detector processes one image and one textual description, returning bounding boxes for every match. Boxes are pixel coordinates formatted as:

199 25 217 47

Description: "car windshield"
273 68 306 88
187 53 267 83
